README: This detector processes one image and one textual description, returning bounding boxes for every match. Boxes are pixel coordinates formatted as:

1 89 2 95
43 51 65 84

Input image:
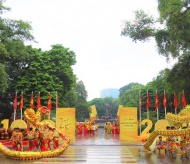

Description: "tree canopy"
88 97 119 119
13 44 76 108
121 0 190 59
0 1 78 120
0 0 34 93
120 0 190 117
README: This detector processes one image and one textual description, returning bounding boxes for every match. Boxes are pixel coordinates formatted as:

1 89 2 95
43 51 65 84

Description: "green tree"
157 0 190 57
0 0 34 120
0 63 8 92
0 1 34 93
121 0 190 115
88 97 119 119
75 81 89 121
64 89 78 107
167 53 190 108
121 0 190 59
14 44 76 109
119 83 144 106
88 98 105 118
119 82 143 97
121 10 155 42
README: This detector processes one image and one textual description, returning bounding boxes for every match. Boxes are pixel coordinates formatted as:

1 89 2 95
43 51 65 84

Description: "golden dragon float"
0 106 70 160
144 105 190 151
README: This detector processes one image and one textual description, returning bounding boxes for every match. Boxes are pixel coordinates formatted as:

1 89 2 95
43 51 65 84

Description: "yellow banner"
89 105 97 119
120 107 138 141
56 108 76 141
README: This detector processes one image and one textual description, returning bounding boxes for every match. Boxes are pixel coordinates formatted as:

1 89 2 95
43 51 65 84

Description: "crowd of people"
76 120 120 136
10 124 62 152
104 122 120 135
155 126 190 158
76 120 99 135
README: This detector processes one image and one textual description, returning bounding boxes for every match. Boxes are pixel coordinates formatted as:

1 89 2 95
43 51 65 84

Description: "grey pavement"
0 128 190 164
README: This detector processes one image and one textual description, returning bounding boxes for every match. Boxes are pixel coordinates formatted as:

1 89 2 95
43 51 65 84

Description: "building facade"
100 88 119 98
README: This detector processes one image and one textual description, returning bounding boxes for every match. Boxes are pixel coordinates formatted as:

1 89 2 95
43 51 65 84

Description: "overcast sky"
4 0 174 100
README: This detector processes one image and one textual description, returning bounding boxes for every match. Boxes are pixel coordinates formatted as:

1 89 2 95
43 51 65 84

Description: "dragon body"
0 106 70 160
144 105 190 151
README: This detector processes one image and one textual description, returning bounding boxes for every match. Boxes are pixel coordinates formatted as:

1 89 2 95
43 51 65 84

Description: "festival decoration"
0 106 70 160
76 119 99 135
144 105 190 157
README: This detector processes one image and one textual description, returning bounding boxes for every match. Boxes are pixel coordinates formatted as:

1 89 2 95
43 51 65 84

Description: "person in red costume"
52 127 59 149
86 121 91 134
116 123 120 134
10 128 17 151
83 124 88 135
33 128 40 150
77 124 83 135
10 127 23 151
40 125 50 151
112 122 117 135
27 127 35 151
47 126 53 150
91 122 96 135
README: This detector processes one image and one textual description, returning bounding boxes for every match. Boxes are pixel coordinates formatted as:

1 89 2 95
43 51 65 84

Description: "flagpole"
49 92 51 120
156 90 159 121
147 90 149 120
183 90 184 108
21 109 22 120
13 92 17 121
56 91 58 126
14 109 16 121
139 92 141 135
163 89 167 119
174 92 177 114
21 91 23 120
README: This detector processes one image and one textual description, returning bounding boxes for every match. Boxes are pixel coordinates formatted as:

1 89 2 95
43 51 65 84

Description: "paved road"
0 128 190 164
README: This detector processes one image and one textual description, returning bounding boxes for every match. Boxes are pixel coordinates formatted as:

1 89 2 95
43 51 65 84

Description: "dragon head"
38 106 51 117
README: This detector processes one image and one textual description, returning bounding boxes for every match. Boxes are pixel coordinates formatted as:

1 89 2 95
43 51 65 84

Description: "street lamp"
10 102 20 106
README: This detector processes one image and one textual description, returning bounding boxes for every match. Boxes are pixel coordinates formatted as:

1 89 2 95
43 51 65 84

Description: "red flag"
182 91 187 108
146 91 150 109
37 92 41 108
174 92 178 109
30 92 34 109
13 93 17 110
56 92 58 109
155 92 159 110
47 93 52 110
139 92 142 110
163 90 167 108
20 93 24 110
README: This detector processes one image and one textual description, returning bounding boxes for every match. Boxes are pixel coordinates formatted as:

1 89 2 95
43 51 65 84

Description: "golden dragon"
144 105 190 151
0 106 70 160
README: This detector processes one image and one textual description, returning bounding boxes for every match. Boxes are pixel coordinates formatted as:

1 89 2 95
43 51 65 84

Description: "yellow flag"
89 105 97 118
